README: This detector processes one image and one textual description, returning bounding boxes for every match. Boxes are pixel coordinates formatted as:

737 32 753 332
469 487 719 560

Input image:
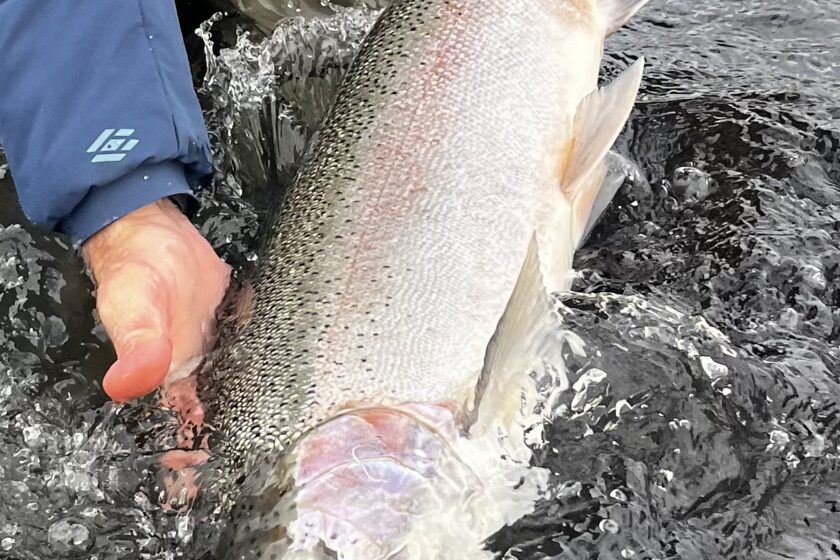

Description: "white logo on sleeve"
86 129 140 163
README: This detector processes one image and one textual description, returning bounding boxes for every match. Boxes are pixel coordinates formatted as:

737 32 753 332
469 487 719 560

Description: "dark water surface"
1 1 839 558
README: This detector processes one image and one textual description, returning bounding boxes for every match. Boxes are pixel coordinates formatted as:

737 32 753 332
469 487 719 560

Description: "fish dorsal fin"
596 0 651 35
560 57 644 245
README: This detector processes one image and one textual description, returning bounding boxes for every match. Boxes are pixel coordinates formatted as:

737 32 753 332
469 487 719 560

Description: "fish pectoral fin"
560 57 645 248
596 0 651 36
468 236 569 435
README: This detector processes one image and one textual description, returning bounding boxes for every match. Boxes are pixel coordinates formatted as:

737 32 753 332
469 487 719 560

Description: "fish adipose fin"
597 0 651 35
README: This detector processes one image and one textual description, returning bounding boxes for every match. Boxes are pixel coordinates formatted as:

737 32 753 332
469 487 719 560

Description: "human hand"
82 198 230 402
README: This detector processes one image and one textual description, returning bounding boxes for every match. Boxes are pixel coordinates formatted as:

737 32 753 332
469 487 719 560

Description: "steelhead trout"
212 0 649 557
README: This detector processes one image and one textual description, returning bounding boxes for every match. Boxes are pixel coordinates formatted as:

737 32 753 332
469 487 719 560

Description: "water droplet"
614 400 632 416
599 519 620 534
659 469 674 482
571 368 609 413
672 166 712 202
556 481 582 499
800 263 826 290
0 538 13 551
805 435 826 458
777 307 799 330
700 356 728 380
176 514 193 543
22 425 42 446
767 429 790 453
621 548 636 558
48 520 90 551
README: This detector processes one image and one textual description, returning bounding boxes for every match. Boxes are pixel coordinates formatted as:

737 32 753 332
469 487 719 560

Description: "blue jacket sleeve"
0 0 213 245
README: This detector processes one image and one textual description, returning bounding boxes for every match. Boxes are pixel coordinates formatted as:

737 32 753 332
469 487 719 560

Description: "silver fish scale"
212 0 603 461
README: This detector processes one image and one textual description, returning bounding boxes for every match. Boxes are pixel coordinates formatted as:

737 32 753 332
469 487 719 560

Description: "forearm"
0 0 213 245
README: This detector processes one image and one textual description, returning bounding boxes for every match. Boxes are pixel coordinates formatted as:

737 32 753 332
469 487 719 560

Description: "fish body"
212 0 649 557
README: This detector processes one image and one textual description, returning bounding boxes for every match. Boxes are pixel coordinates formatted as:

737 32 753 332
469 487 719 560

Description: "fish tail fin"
596 0 651 35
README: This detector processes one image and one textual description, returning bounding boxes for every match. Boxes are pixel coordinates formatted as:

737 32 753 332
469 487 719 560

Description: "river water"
1 1 839 558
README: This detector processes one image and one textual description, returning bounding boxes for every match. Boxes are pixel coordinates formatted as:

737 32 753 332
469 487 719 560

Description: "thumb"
103 330 173 402
94 261 176 402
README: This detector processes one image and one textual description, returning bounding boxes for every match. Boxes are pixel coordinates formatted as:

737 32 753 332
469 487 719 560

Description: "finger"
162 376 206 447
160 449 210 513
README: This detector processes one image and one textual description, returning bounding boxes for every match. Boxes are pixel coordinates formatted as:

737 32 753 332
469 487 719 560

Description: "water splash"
199 8 378 209
224 0 385 33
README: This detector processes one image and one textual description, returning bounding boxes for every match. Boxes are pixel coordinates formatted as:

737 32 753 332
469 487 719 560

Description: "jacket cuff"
57 161 195 246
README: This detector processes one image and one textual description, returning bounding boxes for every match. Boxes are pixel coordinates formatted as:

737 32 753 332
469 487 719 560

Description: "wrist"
82 197 181 278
